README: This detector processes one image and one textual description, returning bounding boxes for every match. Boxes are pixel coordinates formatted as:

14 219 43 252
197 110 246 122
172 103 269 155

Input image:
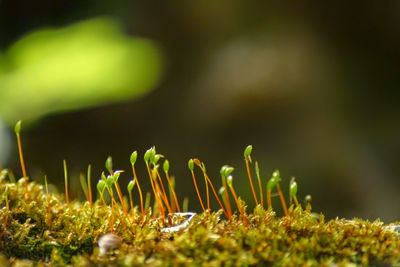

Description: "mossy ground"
0 174 399 267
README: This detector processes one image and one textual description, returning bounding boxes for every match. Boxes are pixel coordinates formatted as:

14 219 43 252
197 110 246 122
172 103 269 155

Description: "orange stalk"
155 170 171 212
193 159 210 210
164 173 180 212
190 170 205 212
228 185 243 215
16 135 27 178
146 163 165 219
205 174 228 218
276 184 288 216
152 175 167 217
245 159 258 205
131 165 144 216
105 183 120 226
114 181 129 218
205 175 210 211
159 190 172 214
169 184 176 212
154 172 172 214
221 176 232 219
154 189 166 218
229 185 248 225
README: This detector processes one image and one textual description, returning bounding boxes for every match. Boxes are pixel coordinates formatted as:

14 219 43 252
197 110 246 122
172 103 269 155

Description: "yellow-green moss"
0 174 399 266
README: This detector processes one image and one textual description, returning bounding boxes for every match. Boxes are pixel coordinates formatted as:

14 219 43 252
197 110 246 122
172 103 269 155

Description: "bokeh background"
1 0 399 221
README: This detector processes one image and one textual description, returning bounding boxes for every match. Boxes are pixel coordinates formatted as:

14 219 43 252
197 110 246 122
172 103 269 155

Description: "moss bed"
0 172 399 266
1 134 399 266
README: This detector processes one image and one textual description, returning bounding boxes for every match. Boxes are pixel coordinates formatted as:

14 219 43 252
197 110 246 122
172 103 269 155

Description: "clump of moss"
0 125 399 266
0 176 399 266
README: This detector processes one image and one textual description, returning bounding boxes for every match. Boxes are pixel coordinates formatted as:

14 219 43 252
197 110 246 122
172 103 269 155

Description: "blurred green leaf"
0 17 163 124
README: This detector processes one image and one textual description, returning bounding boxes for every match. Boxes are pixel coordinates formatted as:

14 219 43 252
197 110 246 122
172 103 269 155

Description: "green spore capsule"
14 120 22 134
244 145 253 159
130 151 138 166
188 159 194 172
127 180 136 192
105 156 113 174
163 160 170 173
227 175 233 188
220 165 234 178
97 180 106 193
290 177 298 199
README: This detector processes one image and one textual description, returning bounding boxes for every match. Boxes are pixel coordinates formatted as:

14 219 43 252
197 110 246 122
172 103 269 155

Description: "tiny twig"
161 212 196 233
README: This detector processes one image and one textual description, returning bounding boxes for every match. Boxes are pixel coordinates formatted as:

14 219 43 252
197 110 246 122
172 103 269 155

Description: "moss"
0 144 399 266
0 177 398 267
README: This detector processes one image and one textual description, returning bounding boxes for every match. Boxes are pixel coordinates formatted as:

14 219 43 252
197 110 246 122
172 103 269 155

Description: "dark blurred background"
1 0 399 221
